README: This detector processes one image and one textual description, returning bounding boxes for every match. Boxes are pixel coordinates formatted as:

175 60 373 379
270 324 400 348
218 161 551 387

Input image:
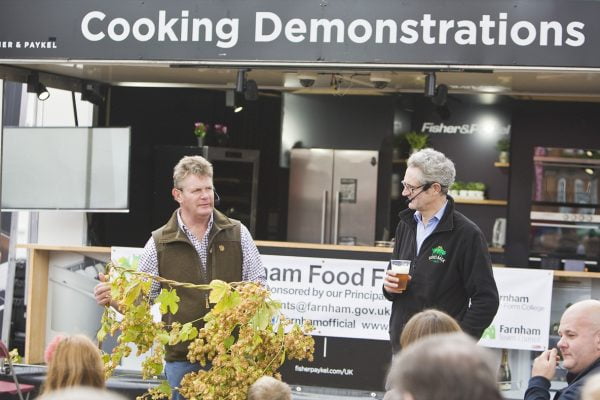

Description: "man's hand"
93 273 112 306
531 348 559 380
383 270 411 294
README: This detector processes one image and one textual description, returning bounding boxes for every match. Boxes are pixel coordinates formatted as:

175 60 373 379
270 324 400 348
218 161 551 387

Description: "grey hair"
386 332 502 400
407 148 456 193
173 155 213 188
247 376 292 400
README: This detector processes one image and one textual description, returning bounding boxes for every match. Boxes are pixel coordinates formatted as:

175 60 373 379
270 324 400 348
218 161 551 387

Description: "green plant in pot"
496 135 510 163
404 131 429 154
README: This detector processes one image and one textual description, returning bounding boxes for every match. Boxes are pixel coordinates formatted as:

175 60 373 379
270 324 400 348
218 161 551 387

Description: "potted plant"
404 131 429 154
471 182 486 199
194 122 208 147
496 135 510 163
449 182 461 198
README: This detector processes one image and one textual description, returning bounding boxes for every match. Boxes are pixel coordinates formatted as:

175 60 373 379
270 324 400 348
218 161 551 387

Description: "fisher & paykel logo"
428 246 446 264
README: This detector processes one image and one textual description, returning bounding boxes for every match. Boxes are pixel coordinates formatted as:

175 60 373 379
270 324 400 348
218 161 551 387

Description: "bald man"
525 300 600 400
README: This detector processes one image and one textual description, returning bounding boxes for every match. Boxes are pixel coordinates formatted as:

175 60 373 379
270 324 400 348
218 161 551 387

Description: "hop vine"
98 262 314 400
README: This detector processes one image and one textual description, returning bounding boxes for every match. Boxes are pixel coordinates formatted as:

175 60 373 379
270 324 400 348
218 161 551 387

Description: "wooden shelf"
534 156 600 165
454 199 507 206
494 162 510 167
392 159 407 164
488 247 505 253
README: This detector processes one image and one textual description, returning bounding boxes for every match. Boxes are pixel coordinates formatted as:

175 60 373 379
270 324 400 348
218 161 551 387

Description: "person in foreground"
36 386 126 400
94 155 266 400
385 332 502 400
383 148 499 353
42 334 105 394
525 299 600 400
399 308 462 349
247 376 292 400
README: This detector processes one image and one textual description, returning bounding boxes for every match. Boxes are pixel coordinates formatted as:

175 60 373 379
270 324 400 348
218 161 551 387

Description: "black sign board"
1 0 600 68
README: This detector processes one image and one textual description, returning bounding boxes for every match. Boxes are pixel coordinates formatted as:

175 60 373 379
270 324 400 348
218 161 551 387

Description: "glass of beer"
390 259 411 290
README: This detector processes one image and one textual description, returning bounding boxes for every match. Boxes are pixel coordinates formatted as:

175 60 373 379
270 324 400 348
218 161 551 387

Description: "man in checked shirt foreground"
94 155 266 400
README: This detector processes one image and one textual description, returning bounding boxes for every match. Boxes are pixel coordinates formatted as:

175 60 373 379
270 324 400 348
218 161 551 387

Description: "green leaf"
157 331 170 345
157 380 172 396
212 290 241 314
223 335 235 350
249 304 272 330
280 349 286 365
97 325 108 343
156 288 180 315
123 281 143 306
179 322 199 342
208 280 231 304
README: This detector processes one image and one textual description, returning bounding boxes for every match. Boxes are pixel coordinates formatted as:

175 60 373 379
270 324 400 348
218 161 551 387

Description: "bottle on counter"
498 348 512 391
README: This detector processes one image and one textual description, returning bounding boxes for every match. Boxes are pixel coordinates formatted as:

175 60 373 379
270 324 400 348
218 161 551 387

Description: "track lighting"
27 72 50 101
81 81 105 105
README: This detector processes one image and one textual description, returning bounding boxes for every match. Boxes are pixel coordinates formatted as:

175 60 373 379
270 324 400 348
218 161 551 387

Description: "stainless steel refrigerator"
287 148 379 245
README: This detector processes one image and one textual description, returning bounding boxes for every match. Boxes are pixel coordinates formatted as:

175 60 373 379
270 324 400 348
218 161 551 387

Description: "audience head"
36 386 126 400
43 334 105 394
387 332 502 400
557 299 600 375
400 309 461 349
582 373 600 400
247 376 292 400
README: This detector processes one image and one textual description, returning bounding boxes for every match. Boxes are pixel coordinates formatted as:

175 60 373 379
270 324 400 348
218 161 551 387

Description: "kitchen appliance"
287 148 379 245
492 217 507 248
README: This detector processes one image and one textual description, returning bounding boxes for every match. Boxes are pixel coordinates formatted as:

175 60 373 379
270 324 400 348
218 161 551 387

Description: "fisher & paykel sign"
1 0 599 68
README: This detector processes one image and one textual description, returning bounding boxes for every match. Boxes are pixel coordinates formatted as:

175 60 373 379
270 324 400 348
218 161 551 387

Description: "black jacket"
525 358 600 400
384 196 499 353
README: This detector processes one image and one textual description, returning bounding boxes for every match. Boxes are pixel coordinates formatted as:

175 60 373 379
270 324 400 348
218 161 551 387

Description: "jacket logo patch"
429 245 447 264
219 244 225 252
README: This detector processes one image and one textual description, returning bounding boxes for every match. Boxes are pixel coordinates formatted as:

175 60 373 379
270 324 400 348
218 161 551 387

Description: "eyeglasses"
401 181 425 193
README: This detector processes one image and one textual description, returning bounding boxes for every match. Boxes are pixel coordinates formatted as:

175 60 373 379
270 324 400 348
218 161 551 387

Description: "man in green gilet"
94 155 265 400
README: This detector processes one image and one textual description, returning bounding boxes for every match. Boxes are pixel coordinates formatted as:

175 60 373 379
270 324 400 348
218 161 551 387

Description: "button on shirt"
414 201 448 255
138 210 266 300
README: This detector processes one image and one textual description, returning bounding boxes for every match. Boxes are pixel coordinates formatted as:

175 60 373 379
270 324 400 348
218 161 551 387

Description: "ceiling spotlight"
424 72 436 97
27 72 50 101
369 72 392 89
226 89 244 113
81 81 105 105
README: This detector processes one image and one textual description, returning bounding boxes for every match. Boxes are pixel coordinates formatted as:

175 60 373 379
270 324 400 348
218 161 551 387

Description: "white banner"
263 255 390 340
479 267 553 351
110 249 554 350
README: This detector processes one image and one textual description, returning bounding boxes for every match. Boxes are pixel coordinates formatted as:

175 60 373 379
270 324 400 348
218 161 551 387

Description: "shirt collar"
413 200 448 224
176 209 214 237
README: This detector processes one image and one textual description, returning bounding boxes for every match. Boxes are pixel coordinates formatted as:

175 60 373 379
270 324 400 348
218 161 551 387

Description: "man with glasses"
94 155 265 399
382 148 499 353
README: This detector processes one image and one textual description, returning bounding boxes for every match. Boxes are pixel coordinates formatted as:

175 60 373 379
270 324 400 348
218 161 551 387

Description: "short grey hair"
247 376 292 400
407 148 456 193
173 155 213 188
386 332 502 400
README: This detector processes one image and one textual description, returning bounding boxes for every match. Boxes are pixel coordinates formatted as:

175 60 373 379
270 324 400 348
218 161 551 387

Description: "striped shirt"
138 210 266 300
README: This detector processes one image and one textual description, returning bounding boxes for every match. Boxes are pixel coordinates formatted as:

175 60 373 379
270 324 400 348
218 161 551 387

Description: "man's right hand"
93 273 112 306
383 270 411 294
531 348 559 380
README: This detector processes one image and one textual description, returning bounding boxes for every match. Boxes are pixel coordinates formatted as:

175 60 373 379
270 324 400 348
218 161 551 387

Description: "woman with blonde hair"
42 334 105 394
399 308 462 349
